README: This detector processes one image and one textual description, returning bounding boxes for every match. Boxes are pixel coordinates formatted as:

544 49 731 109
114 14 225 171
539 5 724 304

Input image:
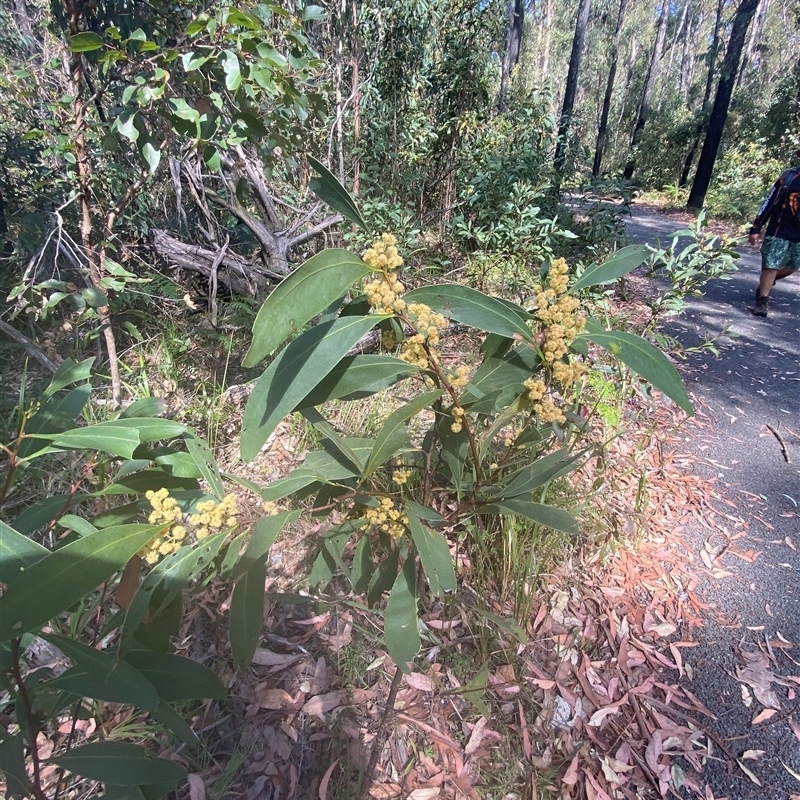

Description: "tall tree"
623 0 669 180
498 0 524 112
680 0 726 185
592 0 628 177
688 0 761 209
554 0 591 180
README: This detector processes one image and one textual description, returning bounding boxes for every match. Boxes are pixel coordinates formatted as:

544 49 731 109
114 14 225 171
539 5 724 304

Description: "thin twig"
356 666 404 800
766 424 791 463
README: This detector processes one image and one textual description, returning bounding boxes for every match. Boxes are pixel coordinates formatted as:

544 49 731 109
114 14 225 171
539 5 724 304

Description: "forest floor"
186 204 800 800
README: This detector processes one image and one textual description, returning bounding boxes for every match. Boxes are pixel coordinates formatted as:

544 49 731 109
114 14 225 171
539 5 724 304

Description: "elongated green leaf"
68 32 104 52
261 470 319 503
184 436 225 498
0 733 27 798
119 397 168 419
244 250 373 367
0 524 158 642
404 284 532 341
408 512 455 596
59 515 98 537
18 385 92 459
11 494 73 534
0 521 48 584
308 156 366 227
296 355 417 408
569 245 650 292
50 741 186 786
43 634 160 711
365 390 441 476
150 698 199 745
122 650 226 701
151 451 201 479
232 510 300 579
242 316 385 461
350 535 373 593
50 424 141 458
96 469 198 495
300 408 362 470
367 548 400 607
42 357 94 398
230 562 267 665
485 499 580 534
492 449 585 499
385 556 419 672
580 319 693 414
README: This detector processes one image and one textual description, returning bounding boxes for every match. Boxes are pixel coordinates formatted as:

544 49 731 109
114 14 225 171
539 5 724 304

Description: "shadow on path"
625 205 800 800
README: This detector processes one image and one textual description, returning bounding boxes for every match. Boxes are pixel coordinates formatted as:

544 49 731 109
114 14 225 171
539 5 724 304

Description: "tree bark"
623 0 669 180
554 0 592 182
687 0 760 210
498 0 525 112
592 0 628 177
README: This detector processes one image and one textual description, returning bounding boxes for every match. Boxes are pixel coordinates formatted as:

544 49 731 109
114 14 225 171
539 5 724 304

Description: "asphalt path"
624 206 800 799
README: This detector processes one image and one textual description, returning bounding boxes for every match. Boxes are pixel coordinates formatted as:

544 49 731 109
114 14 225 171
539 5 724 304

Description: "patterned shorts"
761 236 800 271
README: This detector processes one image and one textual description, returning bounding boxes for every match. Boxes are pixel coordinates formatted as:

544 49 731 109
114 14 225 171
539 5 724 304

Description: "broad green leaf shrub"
239 175 693 675
0 359 296 799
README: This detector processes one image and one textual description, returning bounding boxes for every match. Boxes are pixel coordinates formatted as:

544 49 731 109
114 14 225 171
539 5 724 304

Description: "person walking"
749 165 800 317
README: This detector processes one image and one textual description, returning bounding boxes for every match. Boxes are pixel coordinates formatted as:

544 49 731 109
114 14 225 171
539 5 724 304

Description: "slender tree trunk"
623 0 669 180
659 0 689 111
680 0 725 186
498 0 525 112
541 0 553 82
592 0 628 177
63 0 123 407
737 0 769 87
687 0 761 209
554 0 592 181
351 0 361 195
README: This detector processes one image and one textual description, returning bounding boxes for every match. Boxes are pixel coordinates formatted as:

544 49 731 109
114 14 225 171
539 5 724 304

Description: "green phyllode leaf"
308 156 366 228
579 318 693 414
0 525 159 642
569 245 650 292
241 316 386 461
407 511 455 597
384 555 420 672
0 521 49 584
243 249 373 367
50 741 186 787
404 284 533 341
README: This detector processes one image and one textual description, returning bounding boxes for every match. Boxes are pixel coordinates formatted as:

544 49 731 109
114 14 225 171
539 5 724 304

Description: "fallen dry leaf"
403 672 436 692
741 750 765 760
318 759 339 800
737 760 761 786
187 774 206 800
464 717 487 758
407 789 440 800
752 708 778 725
256 688 295 711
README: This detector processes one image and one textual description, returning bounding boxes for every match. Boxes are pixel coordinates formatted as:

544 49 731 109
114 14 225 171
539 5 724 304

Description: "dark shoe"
752 295 769 317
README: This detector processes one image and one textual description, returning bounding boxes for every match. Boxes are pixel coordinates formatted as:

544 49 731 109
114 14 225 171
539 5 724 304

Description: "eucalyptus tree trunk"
623 0 669 180
680 0 726 186
592 0 628 177
554 0 591 182
541 0 553 80
688 0 761 209
498 0 525 112
736 0 769 88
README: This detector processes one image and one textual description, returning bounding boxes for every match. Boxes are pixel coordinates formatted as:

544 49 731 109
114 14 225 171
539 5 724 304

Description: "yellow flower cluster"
365 496 408 539
451 405 466 433
523 377 546 402
552 360 587 388
140 489 240 565
393 469 412 486
381 330 397 349
362 233 404 272
450 365 470 390
533 396 565 424
141 488 186 564
189 493 238 540
532 259 586 364
398 304 449 368
263 500 279 515
364 271 406 315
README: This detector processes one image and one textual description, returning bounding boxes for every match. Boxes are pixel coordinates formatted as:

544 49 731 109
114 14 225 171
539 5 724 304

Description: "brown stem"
10 639 49 800
356 666 404 800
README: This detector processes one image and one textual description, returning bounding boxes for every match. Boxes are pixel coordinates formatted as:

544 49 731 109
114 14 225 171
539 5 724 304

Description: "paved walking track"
624 206 800 799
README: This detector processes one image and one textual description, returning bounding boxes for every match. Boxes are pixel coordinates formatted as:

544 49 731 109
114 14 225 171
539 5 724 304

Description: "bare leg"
759 267 796 297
